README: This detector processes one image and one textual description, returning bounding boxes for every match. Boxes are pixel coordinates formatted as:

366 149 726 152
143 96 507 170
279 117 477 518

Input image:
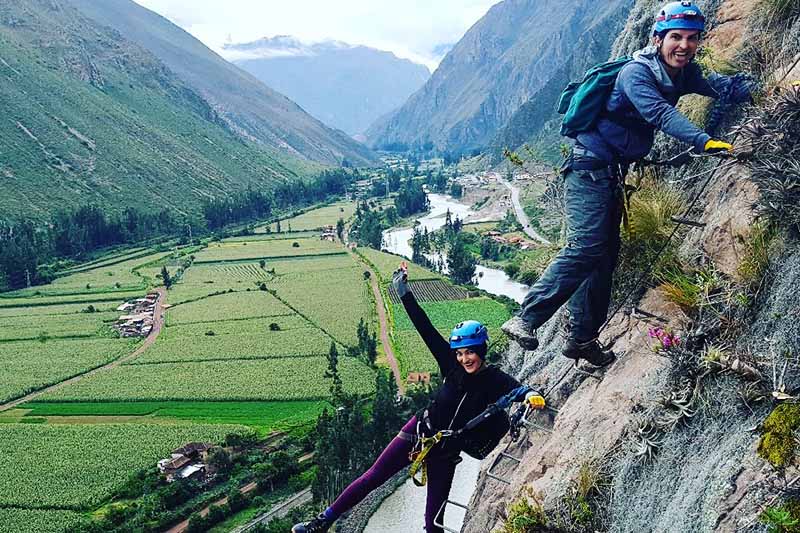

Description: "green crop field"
0 508 85 533
160 314 311 339
355 247 444 283
257 201 356 232
24 400 328 429
46 251 171 292
392 298 510 331
225 230 320 241
0 311 118 341
193 238 341 263
166 291 294 325
1 338 138 403
0 290 142 308
0 423 250 509
270 267 373 345
0 300 123 318
37 357 375 402
130 328 332 364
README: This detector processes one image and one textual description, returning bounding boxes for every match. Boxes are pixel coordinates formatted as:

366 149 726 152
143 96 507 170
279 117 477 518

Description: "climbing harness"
408 386 546 487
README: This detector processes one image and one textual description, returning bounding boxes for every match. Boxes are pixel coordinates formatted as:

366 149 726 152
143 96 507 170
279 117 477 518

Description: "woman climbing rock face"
292 263 544 533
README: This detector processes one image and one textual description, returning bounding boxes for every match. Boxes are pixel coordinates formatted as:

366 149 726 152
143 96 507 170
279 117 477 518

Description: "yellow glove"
704 139 733 154
525 391 546 410
792 80 800 87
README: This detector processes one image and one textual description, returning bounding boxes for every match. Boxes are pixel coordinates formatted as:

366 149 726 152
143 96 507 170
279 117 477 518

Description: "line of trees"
0 168 360 292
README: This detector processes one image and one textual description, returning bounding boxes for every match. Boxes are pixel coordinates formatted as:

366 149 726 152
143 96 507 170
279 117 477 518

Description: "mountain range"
224 36 430 137
366 0 632 160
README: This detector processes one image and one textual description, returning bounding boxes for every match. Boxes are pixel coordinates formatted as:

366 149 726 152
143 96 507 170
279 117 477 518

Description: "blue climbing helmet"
449 320 489 350
653 1 706 36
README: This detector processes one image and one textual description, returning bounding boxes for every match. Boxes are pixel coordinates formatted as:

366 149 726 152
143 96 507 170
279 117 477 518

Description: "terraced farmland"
0 311 118 341
47 251 171 292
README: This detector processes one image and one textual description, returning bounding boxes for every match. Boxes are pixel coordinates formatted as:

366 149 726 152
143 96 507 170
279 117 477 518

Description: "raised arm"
392 267 455 375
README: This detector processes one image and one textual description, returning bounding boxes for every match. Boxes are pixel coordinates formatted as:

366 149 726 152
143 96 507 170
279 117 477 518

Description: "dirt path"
349 250 405 393
0 287 168 412
501 180 552 245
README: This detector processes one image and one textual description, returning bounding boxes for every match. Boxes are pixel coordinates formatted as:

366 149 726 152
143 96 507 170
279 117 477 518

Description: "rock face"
226 37 430 137
366 0 632 157
459 2 800 531
67 0 378 167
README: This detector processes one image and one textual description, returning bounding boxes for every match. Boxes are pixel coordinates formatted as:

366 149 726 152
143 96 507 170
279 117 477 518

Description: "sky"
132 0 503 71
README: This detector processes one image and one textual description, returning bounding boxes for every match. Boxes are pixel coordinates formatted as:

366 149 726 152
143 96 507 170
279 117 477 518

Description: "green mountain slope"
0 0 317 220
67 0 378 167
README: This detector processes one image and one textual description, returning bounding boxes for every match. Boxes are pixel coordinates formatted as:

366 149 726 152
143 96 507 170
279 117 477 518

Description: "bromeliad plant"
648 327 681 353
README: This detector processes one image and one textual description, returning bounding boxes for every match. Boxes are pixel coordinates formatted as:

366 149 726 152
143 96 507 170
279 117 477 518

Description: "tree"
160 266 172 289
336 218 345 240
448 234 477 284
208 448 232 475
326 342 343 400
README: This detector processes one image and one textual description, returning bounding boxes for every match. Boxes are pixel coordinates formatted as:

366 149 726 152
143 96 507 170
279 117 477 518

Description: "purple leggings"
329 416 458 533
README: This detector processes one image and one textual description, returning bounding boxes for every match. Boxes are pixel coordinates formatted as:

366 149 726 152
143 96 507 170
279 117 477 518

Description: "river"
364 193 529 533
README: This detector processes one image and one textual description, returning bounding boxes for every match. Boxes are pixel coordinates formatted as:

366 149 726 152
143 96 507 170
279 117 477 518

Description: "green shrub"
761 499 800 533
736 221 780 287
499 486 549 533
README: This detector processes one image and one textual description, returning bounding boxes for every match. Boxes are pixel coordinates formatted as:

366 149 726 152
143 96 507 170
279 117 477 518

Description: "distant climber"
292 263 544 533
502 1 753 365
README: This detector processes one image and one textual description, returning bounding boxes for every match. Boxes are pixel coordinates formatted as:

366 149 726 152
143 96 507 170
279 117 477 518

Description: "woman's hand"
392 261 410 298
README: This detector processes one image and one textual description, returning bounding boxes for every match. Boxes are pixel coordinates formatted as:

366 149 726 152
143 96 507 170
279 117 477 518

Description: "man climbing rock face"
502 0 752 366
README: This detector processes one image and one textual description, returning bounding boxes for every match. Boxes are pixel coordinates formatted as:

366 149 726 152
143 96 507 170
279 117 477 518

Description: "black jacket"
401 292 520 453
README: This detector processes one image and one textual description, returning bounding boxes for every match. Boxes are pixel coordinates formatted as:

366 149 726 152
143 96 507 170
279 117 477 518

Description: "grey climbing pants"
519 166 623 341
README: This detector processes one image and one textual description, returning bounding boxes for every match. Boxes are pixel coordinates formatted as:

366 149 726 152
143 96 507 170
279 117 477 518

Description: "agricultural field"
0 508 85 533
57 247 151 275
193 237 343 263
166 290 294 325
257 201 356 232
387 279 469 304
37 357 375 402
22 400 328 431
0 310 118 340
355 246 444 283
0 289 142 308
392 298 510 332
0 300 121 318
130 328 332 364
46 251 171 292
0 337 138 403
225 230 319 241
269 266 373 345
160 314 311 339
0 423 250 509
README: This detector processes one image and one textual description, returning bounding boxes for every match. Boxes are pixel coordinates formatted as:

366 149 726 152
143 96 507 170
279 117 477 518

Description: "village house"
157 442 214 483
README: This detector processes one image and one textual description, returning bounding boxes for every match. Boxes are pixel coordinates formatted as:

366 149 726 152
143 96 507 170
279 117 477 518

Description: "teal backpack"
558 56 632 138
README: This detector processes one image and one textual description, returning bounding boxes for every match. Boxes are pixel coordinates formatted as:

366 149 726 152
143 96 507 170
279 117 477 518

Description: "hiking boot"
501 316 539 351
292 513 333 533
562 338 615 368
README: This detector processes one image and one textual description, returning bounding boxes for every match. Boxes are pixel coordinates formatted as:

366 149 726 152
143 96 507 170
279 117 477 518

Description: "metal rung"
521 419 553 433
434 499 469 533
500 452 521 462
670 216 706 228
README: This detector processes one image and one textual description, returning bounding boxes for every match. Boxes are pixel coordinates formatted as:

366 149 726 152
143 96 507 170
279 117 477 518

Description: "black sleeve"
400 292 455 375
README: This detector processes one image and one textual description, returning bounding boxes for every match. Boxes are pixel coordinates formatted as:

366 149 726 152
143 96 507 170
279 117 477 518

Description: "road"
0 286 168 412
500 180 551 245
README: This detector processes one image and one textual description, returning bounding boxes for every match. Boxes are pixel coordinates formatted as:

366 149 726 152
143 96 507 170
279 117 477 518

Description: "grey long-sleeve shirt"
577 45 725 163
